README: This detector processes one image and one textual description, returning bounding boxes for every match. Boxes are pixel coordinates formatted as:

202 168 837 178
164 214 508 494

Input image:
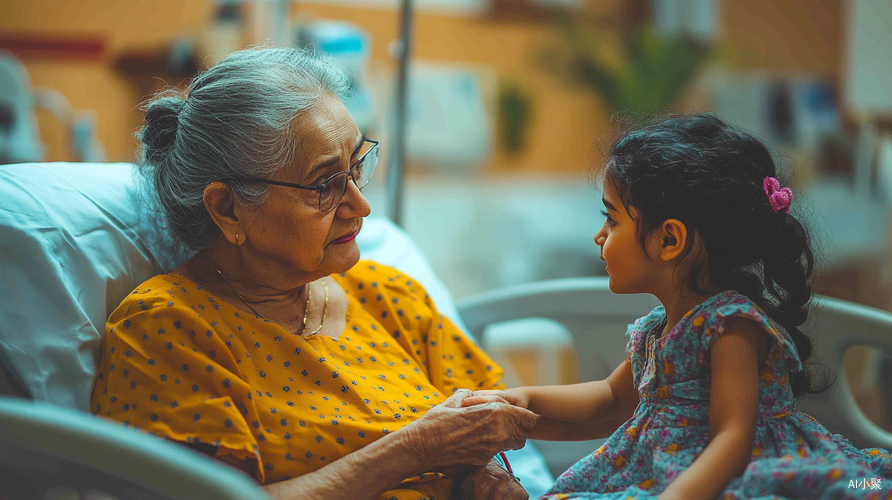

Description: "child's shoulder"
687 290 776 340
691 290 803 371
692 290 769 328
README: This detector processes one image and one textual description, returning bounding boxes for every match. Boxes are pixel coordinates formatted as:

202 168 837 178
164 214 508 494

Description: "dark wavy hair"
603 113 827 397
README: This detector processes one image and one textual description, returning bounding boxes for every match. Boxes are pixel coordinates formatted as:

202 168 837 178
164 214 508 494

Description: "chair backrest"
457 277 892 451
458 278 659 383
0 396 270 500
796 298 892 450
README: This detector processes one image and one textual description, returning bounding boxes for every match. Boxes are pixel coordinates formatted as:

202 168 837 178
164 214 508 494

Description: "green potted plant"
498 81 534 155
541 14 714 115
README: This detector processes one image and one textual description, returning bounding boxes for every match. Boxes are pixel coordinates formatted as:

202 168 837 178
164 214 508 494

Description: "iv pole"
385 0 413 227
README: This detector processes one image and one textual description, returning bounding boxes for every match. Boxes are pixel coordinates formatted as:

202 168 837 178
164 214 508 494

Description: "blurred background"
1 0 890 441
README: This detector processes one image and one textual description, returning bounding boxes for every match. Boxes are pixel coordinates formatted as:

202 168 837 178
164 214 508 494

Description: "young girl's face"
594 181 658 294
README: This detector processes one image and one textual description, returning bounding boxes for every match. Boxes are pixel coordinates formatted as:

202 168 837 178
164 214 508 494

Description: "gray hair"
137 47 352 251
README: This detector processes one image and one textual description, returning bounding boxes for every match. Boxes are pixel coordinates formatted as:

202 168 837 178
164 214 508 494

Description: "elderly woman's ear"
203 181 246 246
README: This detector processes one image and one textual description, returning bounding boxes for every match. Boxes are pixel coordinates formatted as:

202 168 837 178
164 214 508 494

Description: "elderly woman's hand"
455 460 528 500
404 389 538 469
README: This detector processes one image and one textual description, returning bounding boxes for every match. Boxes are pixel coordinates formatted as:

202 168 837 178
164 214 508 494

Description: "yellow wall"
0 0 845 172
723 0 842 76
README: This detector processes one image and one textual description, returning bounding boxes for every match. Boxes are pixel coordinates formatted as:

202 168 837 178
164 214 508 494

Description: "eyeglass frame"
222 138 379 213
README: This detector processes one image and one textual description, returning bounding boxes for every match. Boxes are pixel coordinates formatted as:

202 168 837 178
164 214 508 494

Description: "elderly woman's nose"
337 179 371 218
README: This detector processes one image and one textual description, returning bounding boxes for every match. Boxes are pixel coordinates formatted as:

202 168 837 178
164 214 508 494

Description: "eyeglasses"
226 138 379 213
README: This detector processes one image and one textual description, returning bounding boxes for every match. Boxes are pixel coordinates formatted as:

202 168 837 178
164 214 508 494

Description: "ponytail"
760 213 819 396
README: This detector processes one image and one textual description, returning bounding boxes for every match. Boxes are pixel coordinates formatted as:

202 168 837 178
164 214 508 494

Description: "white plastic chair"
457 277 892 476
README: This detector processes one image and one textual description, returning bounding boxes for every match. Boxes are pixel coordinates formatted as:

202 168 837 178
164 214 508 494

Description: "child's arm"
658 320 765 500
463 359 638 440
527 415 632 441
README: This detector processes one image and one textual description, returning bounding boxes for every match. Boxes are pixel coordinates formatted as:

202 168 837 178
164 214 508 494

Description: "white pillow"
0 163 169 408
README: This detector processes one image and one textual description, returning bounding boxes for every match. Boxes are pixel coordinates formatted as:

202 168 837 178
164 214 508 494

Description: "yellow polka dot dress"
91 261 504 498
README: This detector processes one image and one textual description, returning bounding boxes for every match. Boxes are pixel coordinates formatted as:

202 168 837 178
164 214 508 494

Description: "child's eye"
600 210 616 226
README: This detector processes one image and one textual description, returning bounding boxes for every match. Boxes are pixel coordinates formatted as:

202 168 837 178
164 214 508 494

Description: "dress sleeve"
91 296 265 482
346 262 505 395
696 292 803 372
624 308 662 387
625 321 637 359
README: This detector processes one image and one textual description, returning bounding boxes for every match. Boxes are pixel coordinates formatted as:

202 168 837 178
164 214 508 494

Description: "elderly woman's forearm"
262 429 427 500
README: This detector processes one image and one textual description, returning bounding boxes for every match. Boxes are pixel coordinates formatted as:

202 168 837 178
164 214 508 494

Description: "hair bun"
140 96 186 164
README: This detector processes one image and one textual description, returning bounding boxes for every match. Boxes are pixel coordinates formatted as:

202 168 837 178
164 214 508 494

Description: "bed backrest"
0 396 270 500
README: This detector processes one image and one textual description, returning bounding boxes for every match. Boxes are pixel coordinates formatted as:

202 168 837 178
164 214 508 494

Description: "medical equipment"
0 50 43 163
0 51 106 165
294 20 374 133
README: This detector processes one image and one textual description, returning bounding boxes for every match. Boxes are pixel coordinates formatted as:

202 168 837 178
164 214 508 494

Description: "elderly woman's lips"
331 230 358 244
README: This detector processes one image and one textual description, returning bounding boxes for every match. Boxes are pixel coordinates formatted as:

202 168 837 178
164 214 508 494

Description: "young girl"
465 114 892 499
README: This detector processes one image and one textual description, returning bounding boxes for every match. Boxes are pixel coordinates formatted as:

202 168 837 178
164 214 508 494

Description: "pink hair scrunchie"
763 177 793 214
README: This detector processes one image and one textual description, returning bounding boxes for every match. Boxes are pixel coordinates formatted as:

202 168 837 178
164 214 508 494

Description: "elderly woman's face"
243 95 371 281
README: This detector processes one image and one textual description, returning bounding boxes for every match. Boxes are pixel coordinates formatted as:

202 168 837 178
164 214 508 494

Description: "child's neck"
656 287 718 338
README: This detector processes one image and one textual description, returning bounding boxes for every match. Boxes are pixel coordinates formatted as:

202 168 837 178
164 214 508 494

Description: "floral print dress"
543 291 892 499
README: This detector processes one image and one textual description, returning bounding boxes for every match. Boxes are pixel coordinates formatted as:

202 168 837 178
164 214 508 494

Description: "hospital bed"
0 161 553 499
1 162 891 499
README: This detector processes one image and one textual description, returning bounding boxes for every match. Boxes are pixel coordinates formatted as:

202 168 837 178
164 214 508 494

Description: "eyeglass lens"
319 142 378 212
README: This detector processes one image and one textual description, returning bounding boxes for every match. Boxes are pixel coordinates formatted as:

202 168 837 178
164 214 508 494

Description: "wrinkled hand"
455 460 528 500
461 389 529 409
404 389 539 469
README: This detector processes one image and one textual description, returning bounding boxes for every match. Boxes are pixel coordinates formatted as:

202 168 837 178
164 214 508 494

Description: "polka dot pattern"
91 261 503 498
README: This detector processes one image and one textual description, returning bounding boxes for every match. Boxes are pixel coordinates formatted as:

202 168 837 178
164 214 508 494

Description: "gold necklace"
207 259 328 337
305 280 328 336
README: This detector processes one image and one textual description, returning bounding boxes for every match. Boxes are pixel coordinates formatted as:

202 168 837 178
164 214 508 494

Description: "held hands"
405 389 538 469
461 389 529 410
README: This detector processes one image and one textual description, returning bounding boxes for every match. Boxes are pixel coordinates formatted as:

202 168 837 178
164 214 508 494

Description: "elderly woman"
90 47 537 500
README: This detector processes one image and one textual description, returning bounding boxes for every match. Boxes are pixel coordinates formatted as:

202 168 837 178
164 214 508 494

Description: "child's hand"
461 389 529 409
